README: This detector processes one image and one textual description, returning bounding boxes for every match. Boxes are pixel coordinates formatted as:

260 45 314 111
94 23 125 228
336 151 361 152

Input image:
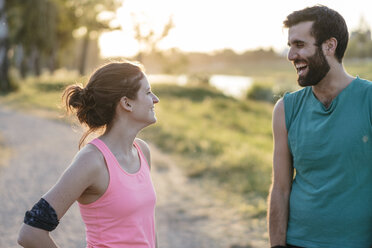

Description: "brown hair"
283 5 349 63
62 61 144 148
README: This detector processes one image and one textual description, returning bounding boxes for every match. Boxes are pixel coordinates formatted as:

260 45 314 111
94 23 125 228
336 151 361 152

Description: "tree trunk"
79 33 90 75
20 58 27 78
48 45 57 73
29 47 41 76
0 0 10 92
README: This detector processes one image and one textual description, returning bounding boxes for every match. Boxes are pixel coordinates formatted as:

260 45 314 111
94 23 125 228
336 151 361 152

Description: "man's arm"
268 99 294 246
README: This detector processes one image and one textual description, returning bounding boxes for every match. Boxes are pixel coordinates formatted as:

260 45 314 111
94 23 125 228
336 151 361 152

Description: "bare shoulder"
135 138 151 168
273 98 285 115
68 143 106 177
272 98 286 131
41 143 107 220
75 143 104 166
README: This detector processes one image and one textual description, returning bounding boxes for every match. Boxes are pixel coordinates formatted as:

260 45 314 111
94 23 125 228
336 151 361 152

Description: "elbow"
17 225 39 248
17 231 28 247
18 226 31 247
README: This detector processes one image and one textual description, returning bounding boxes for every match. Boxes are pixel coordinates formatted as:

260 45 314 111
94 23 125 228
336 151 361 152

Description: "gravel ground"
0 105 268 248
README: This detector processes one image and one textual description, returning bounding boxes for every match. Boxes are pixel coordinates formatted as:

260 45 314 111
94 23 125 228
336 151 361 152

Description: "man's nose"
287 48 298 61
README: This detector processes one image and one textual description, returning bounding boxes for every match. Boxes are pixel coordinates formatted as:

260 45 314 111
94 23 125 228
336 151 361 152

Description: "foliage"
246 81 276 103
2 61 371 216
73 0 122 74
2 0 122 83
142 48 294 77
140 84 274 197
187 73 211 86
246 79 298 103
133 15 174 58
0 70 81 110
0 73 274 215
346 30 372 58
345 17 372 59
344 59 372 80
0 0 10 91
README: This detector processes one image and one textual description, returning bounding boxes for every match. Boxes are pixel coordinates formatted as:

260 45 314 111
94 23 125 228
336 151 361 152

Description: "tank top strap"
89 138 118 173
133 141 151 171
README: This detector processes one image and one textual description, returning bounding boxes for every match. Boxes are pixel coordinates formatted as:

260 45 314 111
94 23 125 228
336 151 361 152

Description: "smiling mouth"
295 63 308 76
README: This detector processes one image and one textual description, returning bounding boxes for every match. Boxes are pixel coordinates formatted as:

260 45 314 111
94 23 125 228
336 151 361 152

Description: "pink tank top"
78 138 156 248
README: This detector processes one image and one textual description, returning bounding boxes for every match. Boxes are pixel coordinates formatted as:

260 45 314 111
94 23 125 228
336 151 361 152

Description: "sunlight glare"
99 0 372 58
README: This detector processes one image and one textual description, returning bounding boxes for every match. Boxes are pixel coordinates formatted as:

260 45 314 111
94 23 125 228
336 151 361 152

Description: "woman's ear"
119 96 133 112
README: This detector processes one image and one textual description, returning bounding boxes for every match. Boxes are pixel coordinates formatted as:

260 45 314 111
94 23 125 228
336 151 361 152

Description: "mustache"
294 59 308 64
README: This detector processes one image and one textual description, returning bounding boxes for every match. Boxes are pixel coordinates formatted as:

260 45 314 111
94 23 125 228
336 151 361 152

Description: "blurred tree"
345 17 372 58
8 0 71 77
21 0 57 75
158 48 189 74
132 14 174 62
72 0 122 75
0 0 10 91
48 0 78 72
4 0 122 81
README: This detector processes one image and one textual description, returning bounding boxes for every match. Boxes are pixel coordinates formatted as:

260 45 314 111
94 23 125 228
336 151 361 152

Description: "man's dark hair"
283 5 349 63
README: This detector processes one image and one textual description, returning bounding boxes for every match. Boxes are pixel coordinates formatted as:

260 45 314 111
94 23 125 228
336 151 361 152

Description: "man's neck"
312 63 355 108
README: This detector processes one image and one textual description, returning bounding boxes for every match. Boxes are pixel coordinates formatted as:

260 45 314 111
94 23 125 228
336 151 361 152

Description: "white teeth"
296 63 307 69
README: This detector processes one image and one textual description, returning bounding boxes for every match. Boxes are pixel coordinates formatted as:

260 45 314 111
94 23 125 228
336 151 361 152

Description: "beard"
296 46 330 87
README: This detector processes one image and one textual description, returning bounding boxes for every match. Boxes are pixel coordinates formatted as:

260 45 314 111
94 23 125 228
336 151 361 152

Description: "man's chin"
297 77 308 87
297 76 320 87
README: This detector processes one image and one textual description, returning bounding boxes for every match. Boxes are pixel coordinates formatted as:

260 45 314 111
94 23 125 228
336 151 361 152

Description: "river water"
148 74 253 98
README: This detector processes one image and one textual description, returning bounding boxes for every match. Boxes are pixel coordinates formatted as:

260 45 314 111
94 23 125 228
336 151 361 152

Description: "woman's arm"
18 146 103 247
18 225 59 248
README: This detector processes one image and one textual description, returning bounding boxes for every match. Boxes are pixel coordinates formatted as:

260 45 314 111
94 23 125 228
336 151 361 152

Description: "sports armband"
24 198 59 231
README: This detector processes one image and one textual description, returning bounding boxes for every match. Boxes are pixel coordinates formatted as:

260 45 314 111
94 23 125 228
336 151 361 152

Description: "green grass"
0 72 274 217
138 84 274 217
1 60 370 217
344 59 372 80
0 70 85 113
141 84 273 197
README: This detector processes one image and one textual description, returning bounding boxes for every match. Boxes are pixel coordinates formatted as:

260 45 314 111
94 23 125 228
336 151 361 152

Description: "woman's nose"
153 94 159 103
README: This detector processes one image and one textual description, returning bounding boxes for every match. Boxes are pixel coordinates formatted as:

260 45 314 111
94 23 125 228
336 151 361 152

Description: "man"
268 5 372 248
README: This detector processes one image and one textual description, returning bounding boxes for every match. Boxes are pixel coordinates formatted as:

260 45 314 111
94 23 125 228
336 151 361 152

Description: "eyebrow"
287 39 305 47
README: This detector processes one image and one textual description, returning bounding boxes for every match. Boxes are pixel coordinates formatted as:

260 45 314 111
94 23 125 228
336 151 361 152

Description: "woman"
18 61 160 247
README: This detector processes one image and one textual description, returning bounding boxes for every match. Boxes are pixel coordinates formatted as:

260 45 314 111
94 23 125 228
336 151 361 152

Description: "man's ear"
119 96 133 112
323 37 338 56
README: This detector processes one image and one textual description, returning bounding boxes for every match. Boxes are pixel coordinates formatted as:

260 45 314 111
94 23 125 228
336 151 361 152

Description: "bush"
246 81 275 103
187 73 211 86
246 80 299 103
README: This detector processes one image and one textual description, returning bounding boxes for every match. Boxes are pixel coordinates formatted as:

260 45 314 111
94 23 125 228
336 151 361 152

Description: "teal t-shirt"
284 77 372 248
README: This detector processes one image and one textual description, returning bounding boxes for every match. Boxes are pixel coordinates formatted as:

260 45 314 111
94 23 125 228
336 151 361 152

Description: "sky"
99 0 372 58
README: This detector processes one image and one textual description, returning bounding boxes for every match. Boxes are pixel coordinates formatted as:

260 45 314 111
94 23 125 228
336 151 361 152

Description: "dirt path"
0 105 268 248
